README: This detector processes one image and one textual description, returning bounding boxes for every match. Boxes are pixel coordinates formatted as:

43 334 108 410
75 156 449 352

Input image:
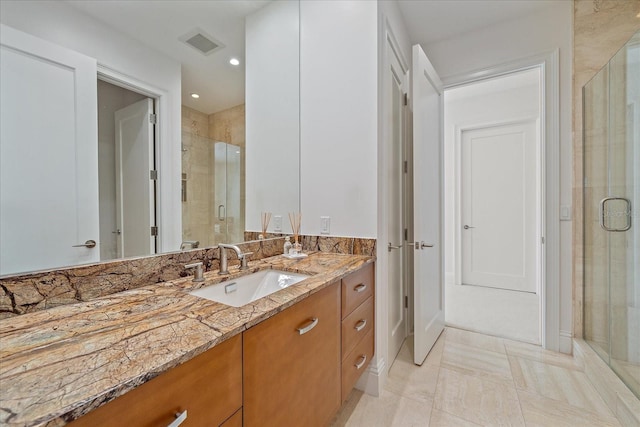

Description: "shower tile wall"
572 0 640 339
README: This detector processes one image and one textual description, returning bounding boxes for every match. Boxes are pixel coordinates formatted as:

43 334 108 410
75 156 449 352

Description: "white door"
114 98 156 258
387 42 407 363
0 24 99 275
411 44 444 365
461 121 537 293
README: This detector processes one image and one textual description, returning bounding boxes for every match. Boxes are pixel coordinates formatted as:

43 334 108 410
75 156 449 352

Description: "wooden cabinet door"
243 283 341 427
68 334 242 427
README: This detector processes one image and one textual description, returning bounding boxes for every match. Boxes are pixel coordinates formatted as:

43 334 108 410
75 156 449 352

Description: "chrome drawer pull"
297 317 319 335
354 355 367 370
354 284 367 293
167 410 187 427
354 319 367 332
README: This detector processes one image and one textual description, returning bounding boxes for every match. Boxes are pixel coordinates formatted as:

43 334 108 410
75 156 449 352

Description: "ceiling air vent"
179 28 224 56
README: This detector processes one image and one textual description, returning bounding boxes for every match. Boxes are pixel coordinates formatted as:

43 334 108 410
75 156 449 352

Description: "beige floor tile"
517 390 622 427
330 390 365 427
503 339 582 371
509 355 614 418
434 368 525 426
428 409 481 426
333 389 432 427
385 357 440 403
445 327 506 354
441 340 513 383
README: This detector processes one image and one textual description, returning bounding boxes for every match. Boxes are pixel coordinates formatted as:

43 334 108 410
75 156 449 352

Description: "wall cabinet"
243 282 341 427
68 334 242 427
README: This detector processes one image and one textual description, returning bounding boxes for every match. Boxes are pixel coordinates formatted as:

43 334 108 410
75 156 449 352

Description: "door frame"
97 65 164 251
443 51 562 352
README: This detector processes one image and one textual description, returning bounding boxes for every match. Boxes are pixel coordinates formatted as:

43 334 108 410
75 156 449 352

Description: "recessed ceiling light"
191 93 200 99
229 58 240 66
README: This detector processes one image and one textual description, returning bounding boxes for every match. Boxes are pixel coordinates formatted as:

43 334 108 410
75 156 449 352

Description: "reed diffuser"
259 212 271 239
288 212 302 254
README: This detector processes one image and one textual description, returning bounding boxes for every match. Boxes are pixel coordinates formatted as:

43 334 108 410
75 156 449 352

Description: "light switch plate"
320 216 330 235
560 205 572 221
273 215 282 232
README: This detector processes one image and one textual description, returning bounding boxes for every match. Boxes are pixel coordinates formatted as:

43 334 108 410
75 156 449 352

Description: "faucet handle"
185 262 205 282
239 252 253 270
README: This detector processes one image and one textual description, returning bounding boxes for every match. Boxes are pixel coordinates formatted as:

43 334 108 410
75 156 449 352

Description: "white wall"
423 1 573 351
300 0 378 238
0 0 182 252
245 0 300 233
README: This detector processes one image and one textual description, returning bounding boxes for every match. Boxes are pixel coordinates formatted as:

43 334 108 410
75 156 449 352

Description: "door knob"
388 242 403 252
72 240 96 248
463 225 475 230
408 241 434 249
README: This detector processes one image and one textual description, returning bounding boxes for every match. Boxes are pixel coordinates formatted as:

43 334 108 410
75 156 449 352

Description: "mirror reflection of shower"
181 105 245 248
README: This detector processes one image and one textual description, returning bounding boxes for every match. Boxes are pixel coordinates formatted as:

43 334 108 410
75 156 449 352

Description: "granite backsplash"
0 235 376 319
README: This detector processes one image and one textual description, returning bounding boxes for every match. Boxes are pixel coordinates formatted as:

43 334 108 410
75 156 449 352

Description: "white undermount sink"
189 269 310 307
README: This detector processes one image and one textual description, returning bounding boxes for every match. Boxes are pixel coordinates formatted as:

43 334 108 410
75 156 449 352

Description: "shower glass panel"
583 30 640 398
182 131 244 248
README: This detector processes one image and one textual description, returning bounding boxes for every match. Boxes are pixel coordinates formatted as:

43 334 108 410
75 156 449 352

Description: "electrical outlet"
320 216 330 235
273 215 282 232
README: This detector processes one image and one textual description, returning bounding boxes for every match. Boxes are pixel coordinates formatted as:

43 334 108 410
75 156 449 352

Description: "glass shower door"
584 31 640 398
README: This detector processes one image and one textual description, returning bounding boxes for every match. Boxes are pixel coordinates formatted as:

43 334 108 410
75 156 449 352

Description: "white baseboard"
559 330 572 354
355 356 386 397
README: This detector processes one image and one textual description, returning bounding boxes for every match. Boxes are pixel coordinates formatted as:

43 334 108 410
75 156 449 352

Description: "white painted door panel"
0 24 98 275
412 44 444 365
114 98 155 258
387 45 406 363
461 121 537 293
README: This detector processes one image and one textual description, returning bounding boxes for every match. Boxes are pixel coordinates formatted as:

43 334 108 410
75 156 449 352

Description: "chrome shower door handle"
600 197 632 232
463 225 475 230
388 242 403 252
218 204 226 221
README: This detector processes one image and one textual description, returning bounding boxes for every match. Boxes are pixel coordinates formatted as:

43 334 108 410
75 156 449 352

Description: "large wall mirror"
0 0 300 276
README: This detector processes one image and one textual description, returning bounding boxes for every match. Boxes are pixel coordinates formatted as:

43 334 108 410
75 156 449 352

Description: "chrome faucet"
184 261 204 282
218 244 252 275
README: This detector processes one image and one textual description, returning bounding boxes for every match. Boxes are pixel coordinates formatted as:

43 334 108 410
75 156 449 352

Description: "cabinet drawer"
341 329 374 402
220 408 242 427
243 283 341 427
68 334 242 427
341 296 374 359
341 263 374 319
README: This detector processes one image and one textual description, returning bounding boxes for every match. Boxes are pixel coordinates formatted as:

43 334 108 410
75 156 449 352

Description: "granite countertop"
0 252 374 427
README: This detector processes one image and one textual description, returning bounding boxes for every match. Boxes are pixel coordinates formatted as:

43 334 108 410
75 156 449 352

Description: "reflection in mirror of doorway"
97 80 156 262
181 105 245 248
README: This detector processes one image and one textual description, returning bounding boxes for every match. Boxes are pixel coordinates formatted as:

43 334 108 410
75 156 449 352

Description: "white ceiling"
397 0 551 46
67 0 270 115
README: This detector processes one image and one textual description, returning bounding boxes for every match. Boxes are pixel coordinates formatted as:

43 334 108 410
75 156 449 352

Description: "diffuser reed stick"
260 212 271 239
288 212 302 253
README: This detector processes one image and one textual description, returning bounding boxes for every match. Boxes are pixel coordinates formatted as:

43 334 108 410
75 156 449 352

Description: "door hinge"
404 228 408 241
149 113 157 124
404 295 408 308
150 170 158 180
404 160 408 173
403 93 408 106
151 226 158 236
541 236 545 244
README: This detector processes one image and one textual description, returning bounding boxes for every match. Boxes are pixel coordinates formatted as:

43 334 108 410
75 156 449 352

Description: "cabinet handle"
354 284 367 293
354 319 367 332
296 317 319 335
354 355 367 370
167 410 187 427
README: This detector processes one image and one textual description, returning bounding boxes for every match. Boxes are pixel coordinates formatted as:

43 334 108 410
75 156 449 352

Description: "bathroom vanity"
0 253 374 426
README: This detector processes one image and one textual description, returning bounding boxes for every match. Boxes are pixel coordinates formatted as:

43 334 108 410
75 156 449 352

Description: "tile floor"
331 327 623 426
